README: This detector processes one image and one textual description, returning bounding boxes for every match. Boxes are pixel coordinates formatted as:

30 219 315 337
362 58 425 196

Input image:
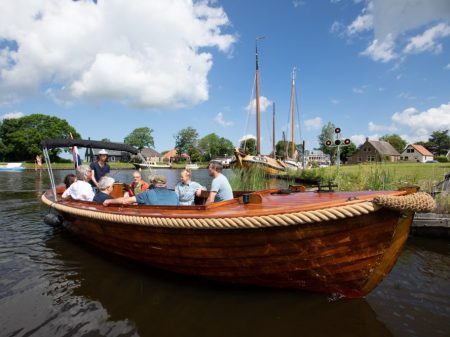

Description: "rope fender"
41 192 433 230
373 192 435 213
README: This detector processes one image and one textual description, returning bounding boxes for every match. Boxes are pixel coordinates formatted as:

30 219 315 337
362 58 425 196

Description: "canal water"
1 170 449 337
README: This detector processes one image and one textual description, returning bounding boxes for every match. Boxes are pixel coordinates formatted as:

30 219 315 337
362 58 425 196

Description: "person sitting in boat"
90 149 110 189
174 169 205 205
62 165 95 201
93 176 115 203
127 171 149 196
205 161 233 205
103 175 178 206
63 173 77 188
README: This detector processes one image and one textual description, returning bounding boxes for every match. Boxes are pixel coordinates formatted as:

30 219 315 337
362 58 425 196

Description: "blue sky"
0 0 449 154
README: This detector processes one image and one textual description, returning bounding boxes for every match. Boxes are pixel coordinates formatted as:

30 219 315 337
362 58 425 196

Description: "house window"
407 148 414 153
357 157 362 162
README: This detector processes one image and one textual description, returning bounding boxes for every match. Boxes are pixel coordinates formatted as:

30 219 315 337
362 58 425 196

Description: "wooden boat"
0 162 26 171
185 163 199 170
133 161 172 170
40 138 435 298
231 39 287 175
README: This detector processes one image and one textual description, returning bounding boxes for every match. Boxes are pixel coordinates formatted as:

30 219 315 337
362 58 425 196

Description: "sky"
0 0 450 155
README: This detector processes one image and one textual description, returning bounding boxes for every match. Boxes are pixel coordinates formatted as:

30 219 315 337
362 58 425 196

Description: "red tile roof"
411 144 433 156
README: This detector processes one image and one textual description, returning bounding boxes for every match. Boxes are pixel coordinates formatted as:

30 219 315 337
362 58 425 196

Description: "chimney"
365 137 369 143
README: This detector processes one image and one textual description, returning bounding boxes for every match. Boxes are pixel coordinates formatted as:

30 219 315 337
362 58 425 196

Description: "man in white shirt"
62 165 95 201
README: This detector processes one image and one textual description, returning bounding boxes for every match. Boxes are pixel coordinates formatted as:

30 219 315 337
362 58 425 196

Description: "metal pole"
43 147 57 202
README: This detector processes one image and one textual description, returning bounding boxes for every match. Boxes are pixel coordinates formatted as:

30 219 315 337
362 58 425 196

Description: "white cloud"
1 111 24 119
292 1 306 8
403 23 450 54
331 99 340 104
239 134 256 142
347 14 373 35
361 34 397 62
397 92 416 100
445 63 450 70
352 85 367 94
304 117 323 130
368 121 397 132
214 112 233 127
0 0 236 108
391 101 450 141
350 134 367 146
245 96 272 114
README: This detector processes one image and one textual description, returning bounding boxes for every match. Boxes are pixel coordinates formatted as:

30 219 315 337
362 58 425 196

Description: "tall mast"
272 102 276 159
255 38 262 155
290 68 296 159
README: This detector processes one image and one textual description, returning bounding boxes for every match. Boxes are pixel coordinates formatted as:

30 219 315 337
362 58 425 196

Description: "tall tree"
124 127 154 150
425 129 450 156
317 122 336 162
340 143 357 163
239 138 256 155
174 127 199 158
275 140 301 159
198 133 234 161
379 134 407 153
0 114 80 161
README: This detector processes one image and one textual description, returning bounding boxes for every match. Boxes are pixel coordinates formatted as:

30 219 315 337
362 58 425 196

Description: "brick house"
400 144 433 163
347 138 400 164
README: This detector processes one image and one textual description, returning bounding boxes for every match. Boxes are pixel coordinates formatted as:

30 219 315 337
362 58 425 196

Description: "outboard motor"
43 213 63 227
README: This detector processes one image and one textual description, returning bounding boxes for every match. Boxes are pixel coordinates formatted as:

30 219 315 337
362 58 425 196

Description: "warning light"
334 139 341 146
344 139 351 145
325 140 332 146
335 127 341 134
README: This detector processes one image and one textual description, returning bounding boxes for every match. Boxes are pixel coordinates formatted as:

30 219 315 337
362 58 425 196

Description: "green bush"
435 156 448 163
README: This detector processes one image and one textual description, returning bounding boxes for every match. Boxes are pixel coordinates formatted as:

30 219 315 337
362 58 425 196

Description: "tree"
0 114 80 161
174 127 199 158
340 142 357 163
317 122 336 162
198 133 234 161
275 140 301 159
124 127 154 150
239 137 256 155
425 129 450 156
379 134 407 153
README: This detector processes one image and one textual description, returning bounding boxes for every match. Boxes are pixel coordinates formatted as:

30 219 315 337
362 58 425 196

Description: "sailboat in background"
231 38 287 175
283 68 304 170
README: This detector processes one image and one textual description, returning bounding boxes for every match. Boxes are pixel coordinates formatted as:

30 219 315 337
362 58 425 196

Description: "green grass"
20 162 136 169
229 167 275 191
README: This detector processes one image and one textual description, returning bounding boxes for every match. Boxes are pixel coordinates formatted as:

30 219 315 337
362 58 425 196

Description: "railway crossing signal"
325 127 351 169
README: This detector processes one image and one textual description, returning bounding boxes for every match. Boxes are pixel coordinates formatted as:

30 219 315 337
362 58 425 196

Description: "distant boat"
0 163 26 172
231 38 287 175
185 163 199 170
133 161 172 170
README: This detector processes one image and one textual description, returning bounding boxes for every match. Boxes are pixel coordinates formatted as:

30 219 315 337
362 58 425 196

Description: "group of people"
61 149 233 207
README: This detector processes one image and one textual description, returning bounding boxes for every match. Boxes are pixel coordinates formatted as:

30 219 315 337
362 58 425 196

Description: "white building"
400 144 433 163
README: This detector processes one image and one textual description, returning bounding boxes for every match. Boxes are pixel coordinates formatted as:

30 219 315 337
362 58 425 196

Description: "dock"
411 213 450 238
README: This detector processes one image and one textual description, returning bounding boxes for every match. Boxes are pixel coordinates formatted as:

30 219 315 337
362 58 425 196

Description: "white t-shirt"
62 180 95 201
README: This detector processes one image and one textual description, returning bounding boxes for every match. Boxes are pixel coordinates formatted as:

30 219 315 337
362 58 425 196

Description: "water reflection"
44 232 393 337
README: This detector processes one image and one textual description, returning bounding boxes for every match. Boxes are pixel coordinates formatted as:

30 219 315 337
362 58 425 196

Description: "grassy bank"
21 162 136 170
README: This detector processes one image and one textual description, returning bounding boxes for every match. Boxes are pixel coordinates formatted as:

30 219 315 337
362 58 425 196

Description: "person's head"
76 165 92 182
208 161 223 176
180 169 192 184
132 171 142 184
153 175 167 188
98 176 115 194
98 149 108 163
64 174 77 188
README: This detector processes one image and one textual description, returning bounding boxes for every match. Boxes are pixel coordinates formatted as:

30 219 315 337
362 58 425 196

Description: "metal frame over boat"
40 138 435 298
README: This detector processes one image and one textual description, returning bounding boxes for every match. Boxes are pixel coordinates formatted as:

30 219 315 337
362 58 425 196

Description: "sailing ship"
231 39 287 175
40 138 435 298
283 68 304 170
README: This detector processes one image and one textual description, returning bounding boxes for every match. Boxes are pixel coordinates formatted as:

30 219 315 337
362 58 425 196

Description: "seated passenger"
127 171 149 196
64 173 77 188
104 175 178 206
175 169 205 205
205 161 233 205
93 176 115 203
62 165 95 201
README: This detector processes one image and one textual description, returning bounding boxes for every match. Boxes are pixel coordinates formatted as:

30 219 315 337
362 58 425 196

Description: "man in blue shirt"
90 149 110 188
205 161 233 205
103 175 178 206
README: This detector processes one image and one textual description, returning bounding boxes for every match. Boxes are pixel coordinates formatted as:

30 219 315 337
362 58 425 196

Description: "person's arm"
205 191 217 205
103 196 137 206
90 163 99 187
195 182 206 197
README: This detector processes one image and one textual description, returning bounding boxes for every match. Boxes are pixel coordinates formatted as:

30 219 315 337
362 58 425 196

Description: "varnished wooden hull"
42 189 413 298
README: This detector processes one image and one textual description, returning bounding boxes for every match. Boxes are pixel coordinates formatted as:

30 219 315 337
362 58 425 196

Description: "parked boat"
133 161 172 170
185 163 199 170
40 138 435 298
0 162 26 171
231 39 287 175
